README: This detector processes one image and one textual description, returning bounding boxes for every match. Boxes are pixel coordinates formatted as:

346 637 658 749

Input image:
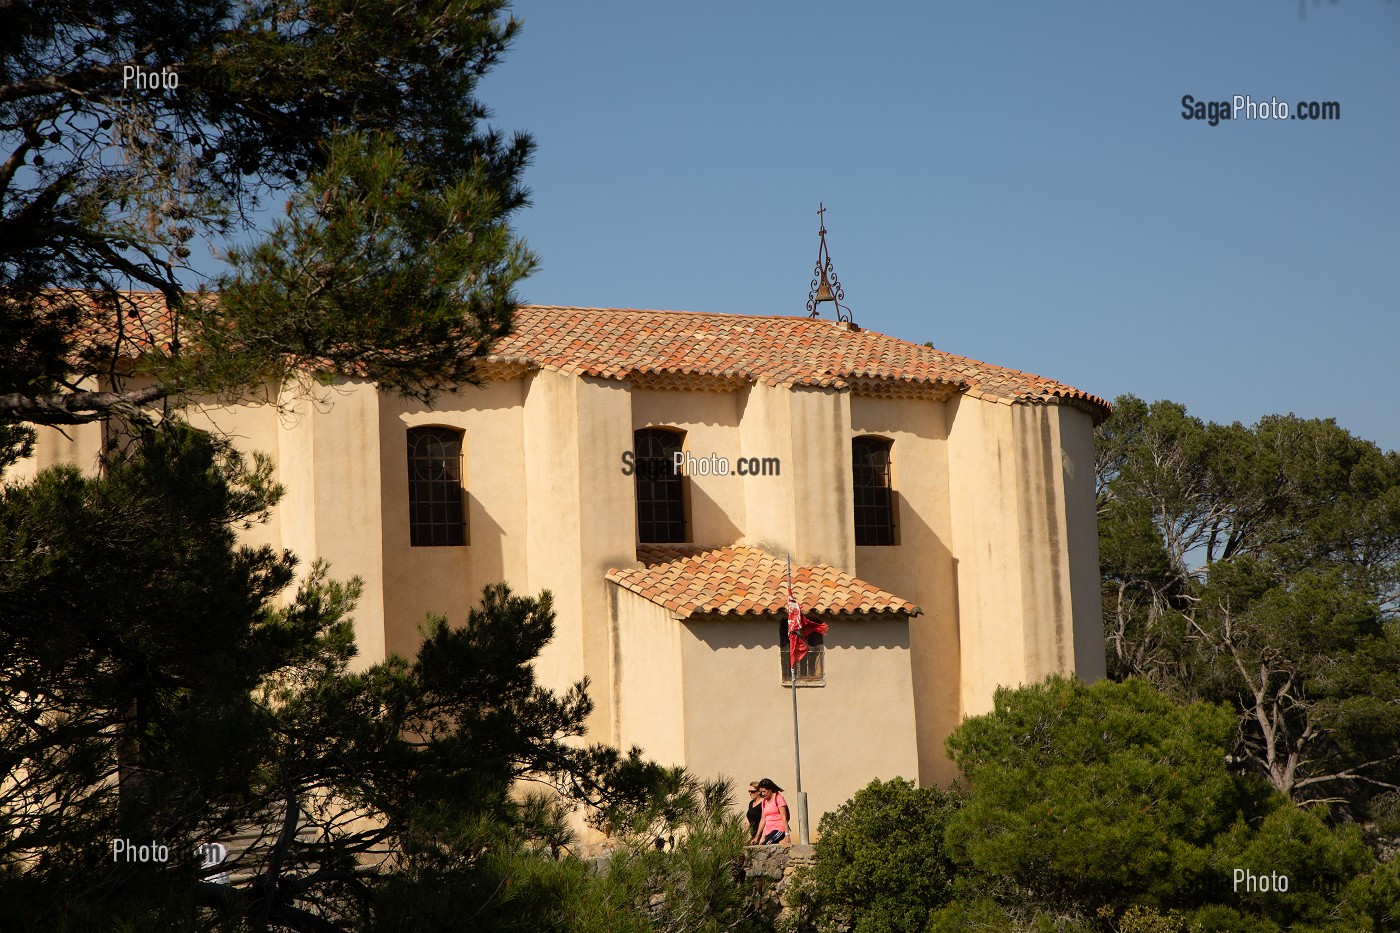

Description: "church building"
14 249 1110 824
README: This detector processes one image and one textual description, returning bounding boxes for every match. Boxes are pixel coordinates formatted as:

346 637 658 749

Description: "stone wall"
742 842 815 881
742 843 816 922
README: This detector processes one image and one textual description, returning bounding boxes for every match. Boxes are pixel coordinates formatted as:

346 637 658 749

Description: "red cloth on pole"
786 582 828 665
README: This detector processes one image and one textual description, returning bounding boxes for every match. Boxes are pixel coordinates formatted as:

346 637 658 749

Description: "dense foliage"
945 676 1250 911
592 770 769 933
786 678 1399 933
0 423 635 931
1096 396 1400 819
368 771 766 933
789 777 964 933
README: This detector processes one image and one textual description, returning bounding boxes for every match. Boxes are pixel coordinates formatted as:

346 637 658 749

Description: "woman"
753 777 790 845
745 782 763 842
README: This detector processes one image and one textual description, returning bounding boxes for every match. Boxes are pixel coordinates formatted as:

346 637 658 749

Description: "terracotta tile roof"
60 292 1109 421
490 306 1109 420
607 545 921 619
42 289 179 358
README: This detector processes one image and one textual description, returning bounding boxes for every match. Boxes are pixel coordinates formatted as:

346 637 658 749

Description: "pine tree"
1096 396 1400 817
0 423 626 931
0 0 536 461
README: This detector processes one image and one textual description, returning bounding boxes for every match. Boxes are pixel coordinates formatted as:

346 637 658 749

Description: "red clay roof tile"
492 306 1110 420
608 545 921 619
63 293 1109 420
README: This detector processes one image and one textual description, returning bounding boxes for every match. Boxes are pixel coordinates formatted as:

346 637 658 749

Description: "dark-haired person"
745 782 763 843
755 778 790 845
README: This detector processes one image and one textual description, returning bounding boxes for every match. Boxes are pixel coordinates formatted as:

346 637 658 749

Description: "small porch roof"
606 545 922 620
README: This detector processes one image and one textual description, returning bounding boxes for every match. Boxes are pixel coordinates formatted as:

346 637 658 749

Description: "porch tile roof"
606 545 921 619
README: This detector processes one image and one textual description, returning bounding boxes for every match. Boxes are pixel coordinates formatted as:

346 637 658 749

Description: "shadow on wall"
685 481 742 552
381 493 508 661
685 615 912 653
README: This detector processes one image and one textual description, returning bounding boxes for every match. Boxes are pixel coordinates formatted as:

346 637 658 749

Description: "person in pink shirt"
752 777 791 845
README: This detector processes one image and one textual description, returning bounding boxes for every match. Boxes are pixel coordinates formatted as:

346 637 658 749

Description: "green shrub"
795 777 963 933
1207 804 1375 929
944 676 1250 911
1333 858 1400 932
597 771 769 933
1115 904 1190 933
926 896 1098 933
1185 904 1282 933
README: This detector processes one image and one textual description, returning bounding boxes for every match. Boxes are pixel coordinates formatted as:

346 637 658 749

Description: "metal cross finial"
816 202 827 232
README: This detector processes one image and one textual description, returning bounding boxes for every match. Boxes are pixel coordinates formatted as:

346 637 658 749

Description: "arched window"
407 427 465 546
634 428 687 543
852 436 896 546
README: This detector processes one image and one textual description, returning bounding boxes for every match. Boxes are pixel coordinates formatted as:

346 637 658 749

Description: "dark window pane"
408 427 465 547
853 437 895 546
635 429 687 543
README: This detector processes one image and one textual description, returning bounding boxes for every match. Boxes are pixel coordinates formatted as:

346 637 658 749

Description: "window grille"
408 427 465 546
634 428 687 543
852 436 896 546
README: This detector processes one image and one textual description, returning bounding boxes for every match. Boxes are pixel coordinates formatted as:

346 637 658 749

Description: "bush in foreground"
784 777 963 933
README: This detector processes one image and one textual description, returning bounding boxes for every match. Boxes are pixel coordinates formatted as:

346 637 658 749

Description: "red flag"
786 582 828 666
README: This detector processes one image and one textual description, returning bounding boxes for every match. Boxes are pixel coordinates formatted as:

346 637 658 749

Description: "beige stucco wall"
676 612 919 827
631 389 746 546
736 382 852 568
5 421 104 483
520 370 637 736
1058 406 1107 682
848 395 963 786
609 587 686 764
4 375 122 483
944 396 1105 717
182 384 286 553
5 360 1106 814
273 379 388 668
375 378 531 659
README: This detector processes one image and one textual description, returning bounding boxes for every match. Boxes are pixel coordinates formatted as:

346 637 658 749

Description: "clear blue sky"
473 1 1400 452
